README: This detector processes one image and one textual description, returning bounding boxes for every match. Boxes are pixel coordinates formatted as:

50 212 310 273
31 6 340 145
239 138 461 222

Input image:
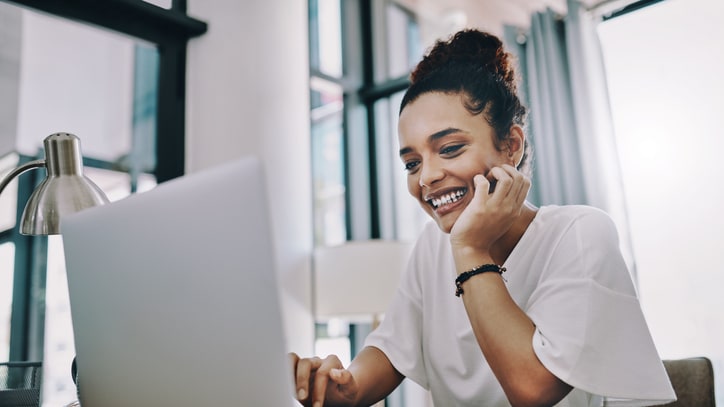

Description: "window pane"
385 4 422 79
143 0 172 9
374 91 427 241
311 78 346 246
14 7 158 171
309 0 343 77
0 154 19 231
0 243 14 362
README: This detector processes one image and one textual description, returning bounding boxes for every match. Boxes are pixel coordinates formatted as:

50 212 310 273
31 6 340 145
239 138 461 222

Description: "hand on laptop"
289 352 359 406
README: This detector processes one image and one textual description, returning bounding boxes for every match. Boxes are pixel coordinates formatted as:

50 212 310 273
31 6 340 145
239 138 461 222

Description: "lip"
423 187 468 217
433 196 466 218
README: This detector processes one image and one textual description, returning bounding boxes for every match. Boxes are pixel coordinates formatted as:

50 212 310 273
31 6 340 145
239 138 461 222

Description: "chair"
661 357 716 407
0 361 42 407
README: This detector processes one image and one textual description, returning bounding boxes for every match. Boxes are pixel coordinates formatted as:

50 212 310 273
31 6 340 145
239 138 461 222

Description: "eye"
403 160 420 172
440 144 464 156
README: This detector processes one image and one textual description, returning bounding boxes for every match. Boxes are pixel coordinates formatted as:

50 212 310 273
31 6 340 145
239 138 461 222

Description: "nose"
418 158 444 188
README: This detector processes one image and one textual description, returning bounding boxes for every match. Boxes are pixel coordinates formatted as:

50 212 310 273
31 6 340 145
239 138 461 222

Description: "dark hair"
400 29 531 175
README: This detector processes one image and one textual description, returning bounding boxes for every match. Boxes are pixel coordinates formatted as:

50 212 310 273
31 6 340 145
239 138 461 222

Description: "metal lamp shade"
20 173 109 235
19 133 109 235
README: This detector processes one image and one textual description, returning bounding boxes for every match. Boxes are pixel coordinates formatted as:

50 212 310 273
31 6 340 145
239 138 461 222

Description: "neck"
490 201 538 265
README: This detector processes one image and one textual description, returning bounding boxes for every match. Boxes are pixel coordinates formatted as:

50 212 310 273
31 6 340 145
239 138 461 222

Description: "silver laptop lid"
62 156 295 407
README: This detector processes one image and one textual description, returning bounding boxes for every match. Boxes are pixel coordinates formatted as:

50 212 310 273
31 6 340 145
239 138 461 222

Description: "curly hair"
400 29 531 175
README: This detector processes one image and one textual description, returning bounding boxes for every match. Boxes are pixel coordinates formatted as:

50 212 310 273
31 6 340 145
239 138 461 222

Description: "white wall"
598 0 724 402
186 0 314 354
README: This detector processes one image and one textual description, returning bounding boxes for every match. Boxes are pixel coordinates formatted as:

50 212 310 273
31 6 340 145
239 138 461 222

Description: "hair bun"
411 29 517 91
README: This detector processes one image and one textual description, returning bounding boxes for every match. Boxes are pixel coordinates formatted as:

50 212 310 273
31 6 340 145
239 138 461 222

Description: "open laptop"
61 156 296 407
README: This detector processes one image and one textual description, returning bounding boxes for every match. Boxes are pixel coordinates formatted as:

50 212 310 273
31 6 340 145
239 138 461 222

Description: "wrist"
455 263 507 297
451 246 494 275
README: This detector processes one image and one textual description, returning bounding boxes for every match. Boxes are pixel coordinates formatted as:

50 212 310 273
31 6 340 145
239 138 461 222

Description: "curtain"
503 0 637 279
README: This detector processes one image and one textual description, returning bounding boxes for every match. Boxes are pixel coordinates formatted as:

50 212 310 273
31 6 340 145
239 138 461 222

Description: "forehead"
398 92 487 142
400 92 468 122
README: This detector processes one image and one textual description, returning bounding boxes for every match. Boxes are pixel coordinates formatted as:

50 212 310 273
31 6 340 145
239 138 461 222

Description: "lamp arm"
0 159 46 196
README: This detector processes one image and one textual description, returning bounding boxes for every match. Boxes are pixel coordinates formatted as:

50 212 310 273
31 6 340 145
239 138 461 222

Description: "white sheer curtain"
504 0 637 276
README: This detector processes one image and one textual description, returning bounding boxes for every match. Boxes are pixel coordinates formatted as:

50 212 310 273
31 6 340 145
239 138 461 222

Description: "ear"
504 125 526 167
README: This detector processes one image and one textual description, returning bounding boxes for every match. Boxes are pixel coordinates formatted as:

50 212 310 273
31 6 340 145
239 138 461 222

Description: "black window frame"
1 0 207 362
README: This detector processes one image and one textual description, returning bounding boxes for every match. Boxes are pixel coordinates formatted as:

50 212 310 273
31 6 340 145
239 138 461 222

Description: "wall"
186 0 315 354
0 3 20 156
598 0 724 401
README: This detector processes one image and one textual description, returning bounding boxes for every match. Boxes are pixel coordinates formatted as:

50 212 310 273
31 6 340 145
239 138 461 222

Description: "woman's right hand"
449 165 530 255
289 352 359 407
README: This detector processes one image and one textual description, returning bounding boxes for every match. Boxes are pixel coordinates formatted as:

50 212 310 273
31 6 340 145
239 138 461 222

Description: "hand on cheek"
449 165 530 253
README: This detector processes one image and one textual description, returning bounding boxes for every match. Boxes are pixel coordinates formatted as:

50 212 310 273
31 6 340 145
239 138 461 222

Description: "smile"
427 188 467 209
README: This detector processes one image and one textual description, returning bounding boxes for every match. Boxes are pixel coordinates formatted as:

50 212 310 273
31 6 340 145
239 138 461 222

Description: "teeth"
430 189 465 209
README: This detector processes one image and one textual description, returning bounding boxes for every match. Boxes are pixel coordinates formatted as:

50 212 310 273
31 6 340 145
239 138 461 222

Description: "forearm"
346 346 404 406
454 254 571 406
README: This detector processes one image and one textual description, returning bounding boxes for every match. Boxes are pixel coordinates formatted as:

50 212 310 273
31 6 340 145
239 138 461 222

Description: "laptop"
61 156 296 407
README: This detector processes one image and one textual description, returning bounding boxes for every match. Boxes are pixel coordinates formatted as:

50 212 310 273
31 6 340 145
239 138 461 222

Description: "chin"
434 214 456 235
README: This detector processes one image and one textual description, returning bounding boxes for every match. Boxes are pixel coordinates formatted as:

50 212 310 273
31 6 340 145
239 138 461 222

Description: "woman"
290 29 675 407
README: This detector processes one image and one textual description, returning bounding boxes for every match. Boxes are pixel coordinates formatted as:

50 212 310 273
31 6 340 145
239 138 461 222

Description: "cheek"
406 175 419 197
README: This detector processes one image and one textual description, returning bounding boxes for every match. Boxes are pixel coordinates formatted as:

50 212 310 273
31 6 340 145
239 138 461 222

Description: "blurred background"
1 0 722 405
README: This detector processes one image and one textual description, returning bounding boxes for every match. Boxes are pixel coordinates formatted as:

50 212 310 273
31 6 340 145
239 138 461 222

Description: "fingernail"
313 402 321 407
297 389 306 400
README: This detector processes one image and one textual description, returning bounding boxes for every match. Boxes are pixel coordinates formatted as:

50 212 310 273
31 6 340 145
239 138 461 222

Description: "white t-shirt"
365 205 676 407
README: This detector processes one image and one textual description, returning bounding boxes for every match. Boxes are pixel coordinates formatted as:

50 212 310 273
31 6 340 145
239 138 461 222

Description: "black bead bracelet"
455 264 506 297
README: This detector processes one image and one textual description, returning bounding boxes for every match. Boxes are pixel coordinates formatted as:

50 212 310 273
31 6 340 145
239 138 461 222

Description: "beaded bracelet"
454 264 506 297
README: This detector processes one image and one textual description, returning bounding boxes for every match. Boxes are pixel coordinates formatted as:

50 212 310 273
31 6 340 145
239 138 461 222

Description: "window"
310 0 347 246
0 6 160 405
368 1 425 241
308 1 430 405
0 2 205 405
598 0 724 402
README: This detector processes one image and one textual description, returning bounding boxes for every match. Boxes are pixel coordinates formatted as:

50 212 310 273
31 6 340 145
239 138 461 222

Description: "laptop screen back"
61 156 295 407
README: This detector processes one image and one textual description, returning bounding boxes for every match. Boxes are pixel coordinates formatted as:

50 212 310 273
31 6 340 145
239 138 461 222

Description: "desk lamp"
0 132 109 235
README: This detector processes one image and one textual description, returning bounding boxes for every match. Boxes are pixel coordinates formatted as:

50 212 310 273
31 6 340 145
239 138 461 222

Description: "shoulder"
534 205 632 288
540 204 614 224
538 205 618 241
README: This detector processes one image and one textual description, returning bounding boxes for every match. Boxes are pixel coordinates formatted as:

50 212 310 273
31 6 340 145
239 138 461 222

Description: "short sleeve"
527 210 676 405
364 242 430 389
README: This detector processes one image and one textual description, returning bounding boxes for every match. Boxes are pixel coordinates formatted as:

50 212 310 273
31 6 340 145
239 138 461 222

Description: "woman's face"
398 92 514 233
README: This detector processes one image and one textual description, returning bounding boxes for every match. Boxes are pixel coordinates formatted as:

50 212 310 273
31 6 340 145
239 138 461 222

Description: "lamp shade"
20 133 109 235
314 240 414 322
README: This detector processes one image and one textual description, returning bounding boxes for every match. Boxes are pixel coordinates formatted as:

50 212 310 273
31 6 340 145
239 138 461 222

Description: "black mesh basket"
0 362 42 407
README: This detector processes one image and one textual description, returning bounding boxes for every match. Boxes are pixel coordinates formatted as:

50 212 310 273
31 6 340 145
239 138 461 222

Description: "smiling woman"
291 28 677 407
397 92 524 234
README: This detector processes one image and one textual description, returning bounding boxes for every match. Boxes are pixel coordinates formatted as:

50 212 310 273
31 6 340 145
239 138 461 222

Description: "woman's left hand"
449 164 530 255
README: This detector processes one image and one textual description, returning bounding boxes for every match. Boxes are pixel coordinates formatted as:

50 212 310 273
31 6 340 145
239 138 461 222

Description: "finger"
329 368 354 386
330 368 358 399
472 174 491 203
295 357 322 402
487 167 514 199
312 372 329 407
514 174 531 205
312 356 343 407
499 164 530 205
287 352 309 401
499 164 527 202
288 352 300 369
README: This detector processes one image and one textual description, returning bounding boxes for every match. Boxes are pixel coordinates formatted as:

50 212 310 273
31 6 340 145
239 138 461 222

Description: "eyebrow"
398 127 464 156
